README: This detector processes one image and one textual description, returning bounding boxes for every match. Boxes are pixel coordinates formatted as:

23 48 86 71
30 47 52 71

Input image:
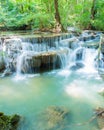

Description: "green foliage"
0 0 104 31
92 0 104 30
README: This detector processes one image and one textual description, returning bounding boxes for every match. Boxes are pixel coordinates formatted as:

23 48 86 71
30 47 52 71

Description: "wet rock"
95 107 104 129
21 33 71 47
76 48 83 60
59 37 79 49
83 41 99 48
4 37 22 52
97 34 104 72
37 106 70 130
70 62 84 71
15 49 68 73
79 30 99 42
1 68 12 77
0 112 20 130
98 34 104 54
0 55 5 72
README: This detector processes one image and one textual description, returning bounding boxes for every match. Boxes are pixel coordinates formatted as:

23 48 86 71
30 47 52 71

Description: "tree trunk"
54 0 65 32
88 0 97 29
91 0 97 20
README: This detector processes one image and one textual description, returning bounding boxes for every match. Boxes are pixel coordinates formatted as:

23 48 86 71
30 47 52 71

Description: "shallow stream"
0 68 104 130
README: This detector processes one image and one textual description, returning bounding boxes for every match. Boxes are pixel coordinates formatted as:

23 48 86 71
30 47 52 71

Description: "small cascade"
15 37 70 75
96 53 104 75
59 46 98 74
16 52 25 76
57 48 69 68
67 47 83 69
79 48 98 73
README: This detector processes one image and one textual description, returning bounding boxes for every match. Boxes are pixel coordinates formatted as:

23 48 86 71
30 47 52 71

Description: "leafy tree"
0 0 104 31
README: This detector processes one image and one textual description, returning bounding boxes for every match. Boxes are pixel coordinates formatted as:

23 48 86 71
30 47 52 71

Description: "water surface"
0 69 104 130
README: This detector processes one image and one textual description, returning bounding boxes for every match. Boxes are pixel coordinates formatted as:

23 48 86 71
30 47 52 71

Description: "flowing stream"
0 32 104 130
0 68 104 130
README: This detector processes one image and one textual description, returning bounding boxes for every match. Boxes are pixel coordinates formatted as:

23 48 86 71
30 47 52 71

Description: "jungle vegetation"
0 0 104 32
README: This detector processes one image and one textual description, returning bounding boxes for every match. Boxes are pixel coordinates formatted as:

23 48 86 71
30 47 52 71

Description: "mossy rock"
0 112 20 130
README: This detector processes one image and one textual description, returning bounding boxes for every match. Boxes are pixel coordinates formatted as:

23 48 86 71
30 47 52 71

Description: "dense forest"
0 0 104 31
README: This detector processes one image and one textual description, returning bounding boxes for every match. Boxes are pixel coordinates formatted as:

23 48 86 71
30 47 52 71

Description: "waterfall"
16 42 37 75
0 32 101 77
78 48 98 73
16 39 98 76
15 40 70 75
16 52 25 75
67 47 83 69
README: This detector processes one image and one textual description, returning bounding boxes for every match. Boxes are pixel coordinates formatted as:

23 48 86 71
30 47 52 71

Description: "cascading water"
58 40 99 77
0 32 101 77
16 41 34 75
16 52 25 76
81 48 98 73
14 38 70 77
67 46 83 69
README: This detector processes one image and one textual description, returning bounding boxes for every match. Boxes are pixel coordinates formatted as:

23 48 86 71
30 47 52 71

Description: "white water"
79 48 98 74
1 35 100 78
14 40 71 77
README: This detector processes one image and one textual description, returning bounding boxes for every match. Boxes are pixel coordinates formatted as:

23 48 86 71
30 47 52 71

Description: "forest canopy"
0 0 104 31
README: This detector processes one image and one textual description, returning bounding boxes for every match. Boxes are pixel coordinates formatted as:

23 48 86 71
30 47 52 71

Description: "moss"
0 113 20 130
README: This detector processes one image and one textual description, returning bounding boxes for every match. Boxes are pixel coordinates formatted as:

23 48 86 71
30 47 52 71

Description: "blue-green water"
0 69 104 130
